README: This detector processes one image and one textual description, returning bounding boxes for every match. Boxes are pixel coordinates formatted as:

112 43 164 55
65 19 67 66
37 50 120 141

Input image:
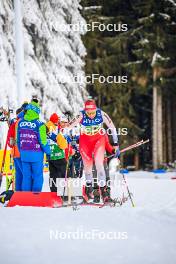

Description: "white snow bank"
0 172 176 264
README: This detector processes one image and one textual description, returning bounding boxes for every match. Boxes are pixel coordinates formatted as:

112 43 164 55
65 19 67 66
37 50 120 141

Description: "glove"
112 145 120 158
115 148 120 158
73 151 81 161
0 190 14 204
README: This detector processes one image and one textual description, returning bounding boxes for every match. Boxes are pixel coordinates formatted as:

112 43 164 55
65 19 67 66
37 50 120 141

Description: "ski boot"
0 190 14 204
83 182 94 202
100 186 112 203
93 187 100 203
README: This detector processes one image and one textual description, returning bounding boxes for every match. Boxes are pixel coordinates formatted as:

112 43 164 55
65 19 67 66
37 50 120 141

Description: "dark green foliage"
81 0 176 167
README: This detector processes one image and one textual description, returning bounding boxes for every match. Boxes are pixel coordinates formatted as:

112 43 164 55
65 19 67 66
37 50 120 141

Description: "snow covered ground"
0 171 176 264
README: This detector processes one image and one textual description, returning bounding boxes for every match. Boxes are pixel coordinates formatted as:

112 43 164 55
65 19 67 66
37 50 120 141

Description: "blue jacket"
17 103 50 162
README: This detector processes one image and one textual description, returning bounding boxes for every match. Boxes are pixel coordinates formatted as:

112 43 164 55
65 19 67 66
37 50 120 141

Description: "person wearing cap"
6 102 29 191
17 98 51 192
60 114 77 159
59 115 83 178
46 113 68 192
7 108 24 191
67 99 119 202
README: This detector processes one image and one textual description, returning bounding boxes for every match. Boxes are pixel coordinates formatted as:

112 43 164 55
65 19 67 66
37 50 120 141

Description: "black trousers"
49 159 67 192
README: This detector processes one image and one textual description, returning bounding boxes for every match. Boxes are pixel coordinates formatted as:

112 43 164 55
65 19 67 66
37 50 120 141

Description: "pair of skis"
74 170 134 209
61 139 149 209
61 170 134 209
61 192 131 210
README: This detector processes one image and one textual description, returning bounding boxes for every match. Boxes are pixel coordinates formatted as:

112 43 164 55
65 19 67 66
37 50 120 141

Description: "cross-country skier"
7 106 26 191
59 115 75 161
46 113 68 192
59 115 84 178
0 108 22 203
17 98 50 192
69 135 83 178
67 99 119 202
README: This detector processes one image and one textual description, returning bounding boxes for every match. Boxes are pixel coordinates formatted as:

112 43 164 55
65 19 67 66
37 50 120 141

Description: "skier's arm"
7 122 15 148
46 121 68 150
105 134 114 154
102 111 118 144
67 113 83 130
39 124 51 155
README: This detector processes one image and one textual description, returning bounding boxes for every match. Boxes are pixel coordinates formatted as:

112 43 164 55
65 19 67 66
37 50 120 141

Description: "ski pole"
0 133 9 188
107 139 149 159
120 140 144 153
121 139 149 153
121 170 135 207
0 107 13 188
62 143 71 200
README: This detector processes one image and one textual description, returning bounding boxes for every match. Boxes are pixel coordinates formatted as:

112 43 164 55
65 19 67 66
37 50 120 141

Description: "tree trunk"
153 85 158 169
166 98 172 163
171 96 176 161
152 67 163 169
134 152 140 170
157 86 163 166
162 99 167 164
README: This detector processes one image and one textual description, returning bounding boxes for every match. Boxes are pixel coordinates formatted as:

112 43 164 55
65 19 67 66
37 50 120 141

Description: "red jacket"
7 119 20 158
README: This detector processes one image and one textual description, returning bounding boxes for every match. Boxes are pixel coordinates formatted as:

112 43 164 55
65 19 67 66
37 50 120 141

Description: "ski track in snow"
0 171 176 264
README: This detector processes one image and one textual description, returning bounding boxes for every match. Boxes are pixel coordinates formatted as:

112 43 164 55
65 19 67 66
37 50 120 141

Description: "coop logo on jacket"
20 121 36 129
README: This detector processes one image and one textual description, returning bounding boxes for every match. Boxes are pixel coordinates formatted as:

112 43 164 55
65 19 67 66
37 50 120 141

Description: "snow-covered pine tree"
0 0 87 116
0 0 87 146
127 0 176 168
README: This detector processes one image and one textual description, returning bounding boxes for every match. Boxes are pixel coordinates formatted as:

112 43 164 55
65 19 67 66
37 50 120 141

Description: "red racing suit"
68 109 118 187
